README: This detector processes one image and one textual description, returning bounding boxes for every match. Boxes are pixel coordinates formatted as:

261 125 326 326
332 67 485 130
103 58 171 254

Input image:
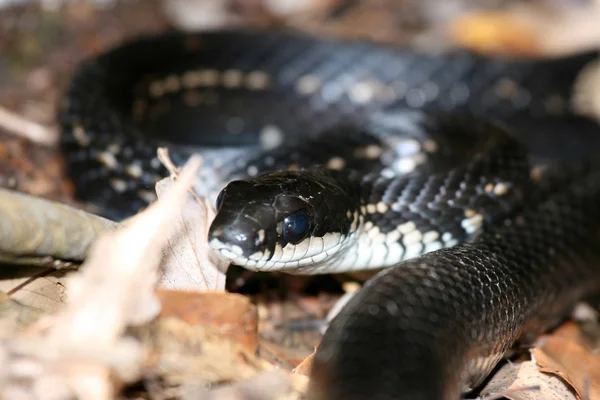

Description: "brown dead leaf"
550 320 596 344
480 360 576 400
533 332 600 399
144 314 266 389
0 157 203 400
156 290 258 354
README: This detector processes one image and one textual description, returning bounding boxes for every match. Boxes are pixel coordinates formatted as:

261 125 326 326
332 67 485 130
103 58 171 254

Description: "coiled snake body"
58 29 600 399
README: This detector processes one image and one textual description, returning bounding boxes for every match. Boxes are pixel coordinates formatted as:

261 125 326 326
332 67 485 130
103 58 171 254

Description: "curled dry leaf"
533 322 600 400
480 360 577 400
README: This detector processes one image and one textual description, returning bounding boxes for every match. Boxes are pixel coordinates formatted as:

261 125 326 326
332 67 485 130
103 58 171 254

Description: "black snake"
57 28 600 399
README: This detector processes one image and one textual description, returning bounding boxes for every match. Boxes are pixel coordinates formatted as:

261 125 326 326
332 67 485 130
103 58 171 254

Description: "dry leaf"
0 293 47 335
1 266 68 318
156 178 228 292
139 289 268 390
0 157 203 400
145 315 266 388
551 320 598 345
533 332 600 399
156 290 258 354
480 360 576 400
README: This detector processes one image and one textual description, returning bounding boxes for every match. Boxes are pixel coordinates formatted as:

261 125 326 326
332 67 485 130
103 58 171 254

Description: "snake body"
58 29 600 398
310 162 600 399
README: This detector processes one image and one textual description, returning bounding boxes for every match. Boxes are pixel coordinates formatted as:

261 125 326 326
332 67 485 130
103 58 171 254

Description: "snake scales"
57 28 600 399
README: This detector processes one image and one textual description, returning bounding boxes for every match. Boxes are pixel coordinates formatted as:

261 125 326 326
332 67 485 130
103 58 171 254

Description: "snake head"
207 169 357 273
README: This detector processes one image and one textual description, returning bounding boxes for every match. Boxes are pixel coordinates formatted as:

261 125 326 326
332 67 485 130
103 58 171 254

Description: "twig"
0 105 58 146
6 268 55 295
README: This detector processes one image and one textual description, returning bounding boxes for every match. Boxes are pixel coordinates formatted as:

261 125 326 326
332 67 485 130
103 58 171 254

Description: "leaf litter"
0 152 309 399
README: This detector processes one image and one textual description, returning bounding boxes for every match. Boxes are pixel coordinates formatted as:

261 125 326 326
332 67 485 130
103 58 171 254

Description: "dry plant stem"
156 147 228 291
6 268 55 295
0 188 119 266
0 105 58 146
157 147 181 176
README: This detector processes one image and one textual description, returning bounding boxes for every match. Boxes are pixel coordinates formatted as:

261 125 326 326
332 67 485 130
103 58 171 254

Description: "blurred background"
1 0 599 202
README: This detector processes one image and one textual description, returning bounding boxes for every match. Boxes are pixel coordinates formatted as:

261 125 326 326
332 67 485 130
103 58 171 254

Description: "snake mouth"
208 236 255 264
208 231 349 273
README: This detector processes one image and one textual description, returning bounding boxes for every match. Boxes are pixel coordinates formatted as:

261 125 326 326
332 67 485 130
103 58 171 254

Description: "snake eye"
215 190 225 210
282 208 310 244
